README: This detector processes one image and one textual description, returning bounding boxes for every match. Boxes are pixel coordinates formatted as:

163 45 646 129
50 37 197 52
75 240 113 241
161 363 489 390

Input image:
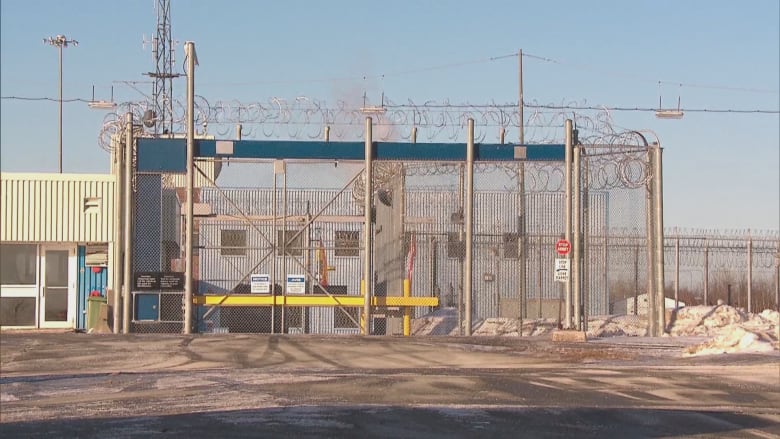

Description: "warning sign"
250 274 270 294
554 258 570 283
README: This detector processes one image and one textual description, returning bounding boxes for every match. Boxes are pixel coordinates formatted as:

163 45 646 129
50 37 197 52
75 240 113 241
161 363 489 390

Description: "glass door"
40 246 75 328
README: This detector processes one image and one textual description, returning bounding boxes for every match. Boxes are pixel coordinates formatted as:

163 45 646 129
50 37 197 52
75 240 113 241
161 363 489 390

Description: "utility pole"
44 35 78 173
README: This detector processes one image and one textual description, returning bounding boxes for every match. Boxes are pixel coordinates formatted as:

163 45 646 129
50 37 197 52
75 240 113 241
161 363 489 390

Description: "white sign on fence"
250 274 271 293
554 258 570 283
286 274 306 294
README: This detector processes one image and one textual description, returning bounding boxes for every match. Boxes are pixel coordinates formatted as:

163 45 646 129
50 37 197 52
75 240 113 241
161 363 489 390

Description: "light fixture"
44 34 78 173
655 84 684 120
655 109 684 119
88 85 117 110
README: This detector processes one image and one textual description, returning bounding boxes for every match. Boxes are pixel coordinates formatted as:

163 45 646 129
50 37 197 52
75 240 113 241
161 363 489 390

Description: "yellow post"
403 279 411 336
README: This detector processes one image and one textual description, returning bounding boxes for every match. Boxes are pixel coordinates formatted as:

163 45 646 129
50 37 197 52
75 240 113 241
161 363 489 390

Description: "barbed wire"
97 95 642 150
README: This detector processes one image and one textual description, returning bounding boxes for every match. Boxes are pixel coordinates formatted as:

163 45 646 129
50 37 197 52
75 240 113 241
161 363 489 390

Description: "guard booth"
0 173 115 331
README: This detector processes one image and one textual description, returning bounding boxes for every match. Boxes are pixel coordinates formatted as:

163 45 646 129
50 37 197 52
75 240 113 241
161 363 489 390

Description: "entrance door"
40 246 76 328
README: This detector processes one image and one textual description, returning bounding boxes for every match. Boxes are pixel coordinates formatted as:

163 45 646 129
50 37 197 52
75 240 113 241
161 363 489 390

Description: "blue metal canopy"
136 138 565 173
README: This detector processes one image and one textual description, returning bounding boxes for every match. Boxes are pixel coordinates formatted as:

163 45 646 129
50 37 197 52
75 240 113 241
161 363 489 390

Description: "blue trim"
136 138 565 172
137 138 187 173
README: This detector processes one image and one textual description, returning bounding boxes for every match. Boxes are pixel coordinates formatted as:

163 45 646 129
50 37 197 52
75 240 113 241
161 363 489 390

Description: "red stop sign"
555 239 571 255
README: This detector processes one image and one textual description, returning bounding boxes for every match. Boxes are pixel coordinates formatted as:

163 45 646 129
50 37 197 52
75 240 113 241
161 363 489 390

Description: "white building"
1 172 116 329
612 293 685 316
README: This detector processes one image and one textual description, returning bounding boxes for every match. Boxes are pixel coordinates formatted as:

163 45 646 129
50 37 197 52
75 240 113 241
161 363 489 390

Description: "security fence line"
105 41 775 338
111 109 780 335
111 109 703 336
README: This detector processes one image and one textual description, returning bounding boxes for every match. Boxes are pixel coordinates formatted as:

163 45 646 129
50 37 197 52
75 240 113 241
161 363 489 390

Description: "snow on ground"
412 304 779 356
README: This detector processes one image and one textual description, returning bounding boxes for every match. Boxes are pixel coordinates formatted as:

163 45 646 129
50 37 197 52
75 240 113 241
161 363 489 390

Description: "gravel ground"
1 332 778 438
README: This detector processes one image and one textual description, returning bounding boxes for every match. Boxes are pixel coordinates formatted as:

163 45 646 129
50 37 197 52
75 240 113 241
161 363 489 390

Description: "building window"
334 230 359 257
0 297 36 326
0 244 37 285
334 307 360 329
221 229 247 256
276 230 303 256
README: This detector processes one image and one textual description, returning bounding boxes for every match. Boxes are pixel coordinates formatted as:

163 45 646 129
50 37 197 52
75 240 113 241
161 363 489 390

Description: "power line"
197 52 520 87
522 51 780 95
2 95 778 114
1 96 92 103
386 102 780 114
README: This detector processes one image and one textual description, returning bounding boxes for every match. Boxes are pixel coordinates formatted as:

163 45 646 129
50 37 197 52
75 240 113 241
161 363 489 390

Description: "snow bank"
411 304 779 356
684 326 776 357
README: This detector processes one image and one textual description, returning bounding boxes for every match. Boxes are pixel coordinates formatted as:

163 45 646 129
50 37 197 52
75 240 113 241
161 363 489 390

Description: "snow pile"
586 314 647 337
684 326 776 357
412 307 460 335
411 304 779 356
668 304 750 337
472 318 559 337
673 304 778 356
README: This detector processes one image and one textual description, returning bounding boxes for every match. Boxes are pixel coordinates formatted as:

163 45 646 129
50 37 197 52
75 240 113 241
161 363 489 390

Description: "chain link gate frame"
116 113 669 336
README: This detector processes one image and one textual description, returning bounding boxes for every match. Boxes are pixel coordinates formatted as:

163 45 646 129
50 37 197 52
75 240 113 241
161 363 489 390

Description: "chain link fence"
125 126 777 335
663 229 779 312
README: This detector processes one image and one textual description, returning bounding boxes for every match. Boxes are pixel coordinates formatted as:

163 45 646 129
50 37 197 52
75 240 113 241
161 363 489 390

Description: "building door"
40 246 76 328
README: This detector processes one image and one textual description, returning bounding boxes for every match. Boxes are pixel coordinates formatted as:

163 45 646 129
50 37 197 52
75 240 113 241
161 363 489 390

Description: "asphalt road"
1 332 778 438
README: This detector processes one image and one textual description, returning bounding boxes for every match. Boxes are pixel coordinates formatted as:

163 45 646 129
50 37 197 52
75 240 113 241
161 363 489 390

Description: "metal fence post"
572 144 581 330
704 242 709 305
653 144 665 334
564 119 573 328
645 148 656 336
122 112 134 334
747 233 752 313
183 41 196 335
464 118 475 336
362 117 373 335
113 126 124 333
675 235 680 310
775 246 779 311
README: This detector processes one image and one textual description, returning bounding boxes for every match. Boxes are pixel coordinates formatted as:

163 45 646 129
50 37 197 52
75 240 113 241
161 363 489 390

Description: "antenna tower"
145 0 180 134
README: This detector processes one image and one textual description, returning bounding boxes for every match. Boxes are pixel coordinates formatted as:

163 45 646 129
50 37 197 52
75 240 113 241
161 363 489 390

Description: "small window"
334 230 359 257
221 229 247 256
0 244 37 285
503 233 519 259
276 230 303 256
83 197 102 214
334 307 360 329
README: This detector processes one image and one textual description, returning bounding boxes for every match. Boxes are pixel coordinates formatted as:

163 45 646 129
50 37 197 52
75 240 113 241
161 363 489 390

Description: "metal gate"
115 117 664 335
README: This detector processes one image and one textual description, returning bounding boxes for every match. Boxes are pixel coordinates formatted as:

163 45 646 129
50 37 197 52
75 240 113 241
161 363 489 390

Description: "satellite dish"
142 109 157 128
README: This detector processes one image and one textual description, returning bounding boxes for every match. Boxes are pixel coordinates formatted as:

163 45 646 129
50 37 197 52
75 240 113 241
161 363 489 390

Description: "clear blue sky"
1 0 778 230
